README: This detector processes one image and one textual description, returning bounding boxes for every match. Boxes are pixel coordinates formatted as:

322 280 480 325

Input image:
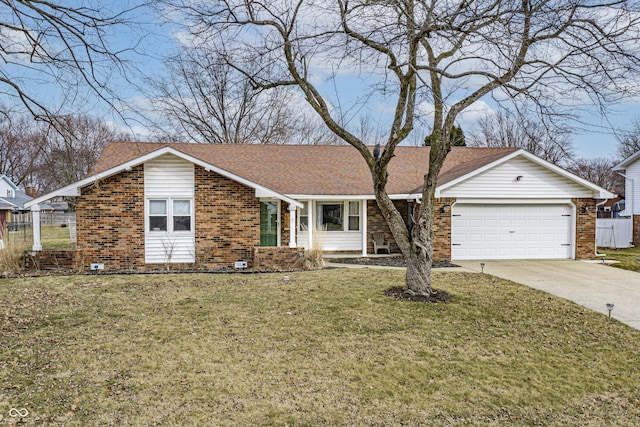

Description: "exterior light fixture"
606 303 615 318
441 205 449 213
516 175 523 181
583 205 590 213
480 262 485 273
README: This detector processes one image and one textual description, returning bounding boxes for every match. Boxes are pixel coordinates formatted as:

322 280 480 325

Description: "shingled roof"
93 142 518 196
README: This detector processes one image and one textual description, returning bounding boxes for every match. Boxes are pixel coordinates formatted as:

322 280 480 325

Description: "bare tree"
153 49 334 144
164 1 640 295
568 158 622 192
0 111 47 186
0 1 145 122
37 115 133 193
468 110 574 166
616 117 640 160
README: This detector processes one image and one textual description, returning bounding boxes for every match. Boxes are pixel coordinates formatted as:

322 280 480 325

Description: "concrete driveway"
456 260 640 330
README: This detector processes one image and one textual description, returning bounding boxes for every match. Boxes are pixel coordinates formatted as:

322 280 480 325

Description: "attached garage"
451 204 573 260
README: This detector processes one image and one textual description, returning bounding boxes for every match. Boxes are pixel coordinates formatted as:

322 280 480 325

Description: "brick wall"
633 215 640 246
65 164 303 273
367 200 404 254
433 198 454 262
254 246 305 271
194 166 261 269
23 249 82 272
76 166 145 271
574 198 597 259
366 198 453 262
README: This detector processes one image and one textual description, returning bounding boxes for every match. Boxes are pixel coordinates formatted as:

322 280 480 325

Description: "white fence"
596 218 633 248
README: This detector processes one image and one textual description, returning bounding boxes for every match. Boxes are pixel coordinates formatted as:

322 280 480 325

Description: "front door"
260 201 278 246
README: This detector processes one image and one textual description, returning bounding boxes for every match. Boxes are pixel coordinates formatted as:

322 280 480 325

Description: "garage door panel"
452 204 572 260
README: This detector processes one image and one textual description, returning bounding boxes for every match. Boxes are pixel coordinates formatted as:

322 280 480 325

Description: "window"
299 203 309 231
348 201 360 231
312 201 360 232
317 203 343 231
173 200 192 231
148 199 192 232
149 200 168 231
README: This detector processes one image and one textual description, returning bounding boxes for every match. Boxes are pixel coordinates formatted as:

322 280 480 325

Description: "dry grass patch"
601 246 640 272
1 269 640 425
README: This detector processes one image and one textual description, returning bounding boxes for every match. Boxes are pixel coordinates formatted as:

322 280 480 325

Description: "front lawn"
1 269 640 425
601 246 640 272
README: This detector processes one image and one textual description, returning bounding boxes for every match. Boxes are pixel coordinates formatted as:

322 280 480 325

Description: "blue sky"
1 1 636 161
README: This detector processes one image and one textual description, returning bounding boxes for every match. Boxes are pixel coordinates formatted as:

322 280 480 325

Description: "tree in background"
0 1 144 123
0 112 132 197
37 115 133 194
468 110 574 166
424 125 465 147
567 158 622 192
0 112 47 187
152 49 334 144
617 117 640 160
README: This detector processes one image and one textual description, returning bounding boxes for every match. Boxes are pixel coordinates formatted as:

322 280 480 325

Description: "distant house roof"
0 175 18 191
26 141 614 208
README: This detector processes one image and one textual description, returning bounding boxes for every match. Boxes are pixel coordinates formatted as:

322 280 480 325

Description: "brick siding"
53 164 303 273
633 215 640 246
193 165 261 269
76 166 145 271
366 198 453 262
574 198 597 259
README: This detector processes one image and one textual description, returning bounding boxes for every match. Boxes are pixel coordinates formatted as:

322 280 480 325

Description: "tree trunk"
404 248 433 296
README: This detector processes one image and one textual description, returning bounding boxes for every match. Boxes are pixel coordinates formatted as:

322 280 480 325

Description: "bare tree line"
0 112 133 195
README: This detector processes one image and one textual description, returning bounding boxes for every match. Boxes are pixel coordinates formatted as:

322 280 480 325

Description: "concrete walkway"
457 260 640 330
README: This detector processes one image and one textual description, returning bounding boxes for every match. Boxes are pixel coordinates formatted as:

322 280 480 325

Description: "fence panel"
596 218 633 248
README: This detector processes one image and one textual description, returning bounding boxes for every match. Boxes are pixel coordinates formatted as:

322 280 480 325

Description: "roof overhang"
614 150 640 170
25 146 303 209
431 149 615 199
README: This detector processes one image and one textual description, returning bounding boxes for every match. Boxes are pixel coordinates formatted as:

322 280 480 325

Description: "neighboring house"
597 192 624 218
614 151 640 245
24 142 613 272
0 175 40 229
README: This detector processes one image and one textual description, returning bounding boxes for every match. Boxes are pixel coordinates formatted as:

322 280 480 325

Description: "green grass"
3 225 75 251
1 269 640 426
600 246 640 272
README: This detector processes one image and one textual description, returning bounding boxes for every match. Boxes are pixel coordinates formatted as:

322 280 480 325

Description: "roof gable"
435 150 614 199
26 145 303 208
615 150 640 170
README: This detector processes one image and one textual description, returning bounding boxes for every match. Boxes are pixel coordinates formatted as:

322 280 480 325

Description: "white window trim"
302 200 361 233
146 198 194 234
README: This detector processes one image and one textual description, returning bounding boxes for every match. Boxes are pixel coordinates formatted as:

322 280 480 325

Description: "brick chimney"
25 186 37 198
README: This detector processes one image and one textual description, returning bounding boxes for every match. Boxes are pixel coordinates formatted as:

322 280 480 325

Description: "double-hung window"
308 201 360 232
148 199 192 232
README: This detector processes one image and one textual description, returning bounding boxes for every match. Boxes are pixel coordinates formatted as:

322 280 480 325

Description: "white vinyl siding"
625 161 640 215
451 204 573 260
144 154 195 264
440 157 593 199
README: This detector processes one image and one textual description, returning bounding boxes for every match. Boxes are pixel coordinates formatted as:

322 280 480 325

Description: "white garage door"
451 204 573 260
